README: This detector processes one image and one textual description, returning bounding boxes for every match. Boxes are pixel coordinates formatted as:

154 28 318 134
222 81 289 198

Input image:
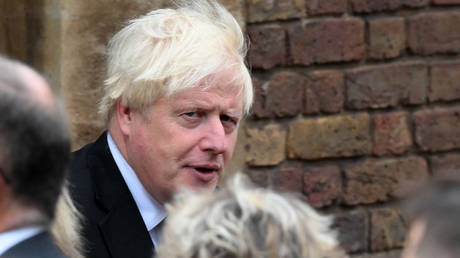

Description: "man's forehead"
174 84 242 100
168 85 243 112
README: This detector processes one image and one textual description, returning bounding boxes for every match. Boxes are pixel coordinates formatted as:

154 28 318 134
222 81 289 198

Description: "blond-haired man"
68 1 253 257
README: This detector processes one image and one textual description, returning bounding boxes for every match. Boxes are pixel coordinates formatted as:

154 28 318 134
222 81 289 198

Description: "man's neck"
0 198 45 233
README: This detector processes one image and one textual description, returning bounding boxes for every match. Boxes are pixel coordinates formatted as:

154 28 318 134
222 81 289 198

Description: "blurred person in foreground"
156 173 347 258
0 56 75 257
401 179 460 258
68 0 253 257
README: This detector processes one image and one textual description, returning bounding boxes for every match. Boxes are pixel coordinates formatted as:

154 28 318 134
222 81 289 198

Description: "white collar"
107 133 166 246
0 226 44 255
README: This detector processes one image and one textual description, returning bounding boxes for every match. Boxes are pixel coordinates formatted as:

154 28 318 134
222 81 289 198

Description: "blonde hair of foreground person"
51 185 84 258
156 173 347 258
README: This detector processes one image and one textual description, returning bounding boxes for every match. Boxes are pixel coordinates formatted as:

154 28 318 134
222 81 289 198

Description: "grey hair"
99 0 253 122
157 173 346 258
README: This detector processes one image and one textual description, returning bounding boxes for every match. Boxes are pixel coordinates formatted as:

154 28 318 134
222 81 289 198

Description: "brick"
431 153 460 178
251 76 269 119
244 169 270 187
335 210 368 253
369 17 406 60
370 208 406 251
351 250 402 258
346 62 427 109
400 0 429 7
433 0 460 4
245 124 286 166
306 0 347 15
351 0 428 13
351 0 399 12
373 112 412 156
248 24 286 70
265 71 304 117
429 61 460 102
252 73 305 118
272 167 303 193
303 166 341 208
288 114 371 160
287 18 365 66
304 70 344 114
408 11 460 55
247 0 305 23
414 107 460 152
343 157 429 205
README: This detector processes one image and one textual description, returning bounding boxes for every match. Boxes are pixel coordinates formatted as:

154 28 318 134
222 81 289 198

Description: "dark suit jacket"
1 231 66 258
68 132 154 258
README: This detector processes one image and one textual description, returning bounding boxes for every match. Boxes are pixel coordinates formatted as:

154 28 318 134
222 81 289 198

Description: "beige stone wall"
0 0 28 63
0 0 59 88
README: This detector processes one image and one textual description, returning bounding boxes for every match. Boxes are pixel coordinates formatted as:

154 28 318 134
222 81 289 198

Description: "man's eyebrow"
174 101 213 111
224 109 243 119
173 97 243 116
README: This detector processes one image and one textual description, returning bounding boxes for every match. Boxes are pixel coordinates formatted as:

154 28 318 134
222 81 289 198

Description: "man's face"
123 75 243 204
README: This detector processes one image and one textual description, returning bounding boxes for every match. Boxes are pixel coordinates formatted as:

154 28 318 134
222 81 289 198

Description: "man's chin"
181 179 218 194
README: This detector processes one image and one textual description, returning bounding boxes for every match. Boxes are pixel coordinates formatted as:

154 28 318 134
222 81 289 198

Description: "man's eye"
220 115 237 125
184 112 196 117
220 114 231 122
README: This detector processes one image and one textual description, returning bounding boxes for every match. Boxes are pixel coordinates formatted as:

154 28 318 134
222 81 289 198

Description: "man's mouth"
186 164 221 182
194 167 216 173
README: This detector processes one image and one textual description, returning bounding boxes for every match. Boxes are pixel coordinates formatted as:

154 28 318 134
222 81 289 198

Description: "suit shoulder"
2 231 67 258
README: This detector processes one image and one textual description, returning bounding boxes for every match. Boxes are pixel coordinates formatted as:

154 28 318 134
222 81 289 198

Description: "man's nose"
199 116 227 154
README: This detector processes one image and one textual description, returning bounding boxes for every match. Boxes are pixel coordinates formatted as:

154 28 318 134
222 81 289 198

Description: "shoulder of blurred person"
156 173 347 258
1 231 66 258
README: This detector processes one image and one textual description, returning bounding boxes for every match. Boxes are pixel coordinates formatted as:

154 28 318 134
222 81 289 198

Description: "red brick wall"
244 0 460 256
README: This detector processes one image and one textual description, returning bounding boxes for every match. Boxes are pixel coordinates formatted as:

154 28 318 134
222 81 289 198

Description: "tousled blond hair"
99 0 253 122
51 185 84 258
157 173 347 258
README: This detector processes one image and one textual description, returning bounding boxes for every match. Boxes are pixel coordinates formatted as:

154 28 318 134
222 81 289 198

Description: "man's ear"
116 100 133 136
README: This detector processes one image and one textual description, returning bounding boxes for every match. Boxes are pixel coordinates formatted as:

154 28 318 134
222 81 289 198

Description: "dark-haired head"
0 55 70 224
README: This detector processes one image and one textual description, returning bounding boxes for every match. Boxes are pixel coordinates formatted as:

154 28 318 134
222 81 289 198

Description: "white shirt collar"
0 226 44 255
107 133 166 247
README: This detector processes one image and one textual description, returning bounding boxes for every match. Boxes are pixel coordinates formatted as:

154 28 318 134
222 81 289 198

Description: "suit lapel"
98 198 154 258
88 133 153 258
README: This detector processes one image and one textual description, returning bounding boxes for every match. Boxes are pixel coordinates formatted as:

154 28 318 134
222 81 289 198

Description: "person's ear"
117 100 133 136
